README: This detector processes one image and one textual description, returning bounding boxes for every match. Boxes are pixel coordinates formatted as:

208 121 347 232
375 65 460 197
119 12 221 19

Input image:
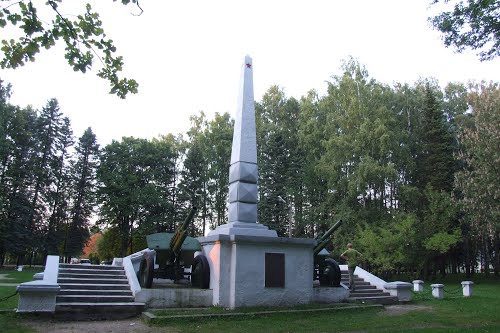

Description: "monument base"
198 234 315 309
207 222 277 237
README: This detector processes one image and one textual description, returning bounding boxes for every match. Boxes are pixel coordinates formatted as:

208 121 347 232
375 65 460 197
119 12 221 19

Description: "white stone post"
384 281 413 302
461 281 474 297
17 255 61 313
413 280 424 292
431 283 444 299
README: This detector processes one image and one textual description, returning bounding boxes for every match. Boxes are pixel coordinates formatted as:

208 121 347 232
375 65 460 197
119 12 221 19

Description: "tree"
204 113 233 230
97 136 183 256
417 83 455 192
180 112 211 235
63 127 100 261
257 86 304 236
0 1 140 98
44 117 73 257
97 137 150 256
0 98 38 265
456 82 500 275
430 0 500 61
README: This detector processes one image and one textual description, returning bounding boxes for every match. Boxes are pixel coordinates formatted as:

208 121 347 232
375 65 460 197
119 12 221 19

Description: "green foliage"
0 1 140 98
356 213 416 272
423 229 461 253
430 0 500 61
97 135 185 256
455 82 500 273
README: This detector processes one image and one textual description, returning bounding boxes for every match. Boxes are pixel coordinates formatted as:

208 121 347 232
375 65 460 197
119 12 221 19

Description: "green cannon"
313 219 343 287
137 207 210 289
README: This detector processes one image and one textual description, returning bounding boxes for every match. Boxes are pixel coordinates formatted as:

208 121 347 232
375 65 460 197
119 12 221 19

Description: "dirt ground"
381 304 432 316
22 318 175 333
19 305 433 332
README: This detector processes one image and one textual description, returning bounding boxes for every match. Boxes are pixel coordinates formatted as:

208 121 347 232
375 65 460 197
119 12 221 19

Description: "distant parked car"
100 261 112 265
79 259 91 265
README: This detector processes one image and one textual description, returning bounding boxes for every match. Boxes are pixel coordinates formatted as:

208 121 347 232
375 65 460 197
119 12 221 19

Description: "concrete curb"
143 304 382 322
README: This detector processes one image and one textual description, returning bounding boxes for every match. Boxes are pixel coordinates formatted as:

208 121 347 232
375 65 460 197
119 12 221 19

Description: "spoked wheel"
138 251 154 288
321 258 341 287
191 254 210 289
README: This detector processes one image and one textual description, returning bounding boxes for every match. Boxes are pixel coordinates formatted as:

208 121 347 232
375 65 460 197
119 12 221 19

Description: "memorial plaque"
265 253 285 288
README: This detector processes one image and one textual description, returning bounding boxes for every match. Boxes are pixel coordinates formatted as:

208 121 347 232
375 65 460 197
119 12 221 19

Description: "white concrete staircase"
55 263 144 319
341 270 398 304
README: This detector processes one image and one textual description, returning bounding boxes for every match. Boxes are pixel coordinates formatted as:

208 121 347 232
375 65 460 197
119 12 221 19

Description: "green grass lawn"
149 278 500 333
0 274 498 333
0 268 43 284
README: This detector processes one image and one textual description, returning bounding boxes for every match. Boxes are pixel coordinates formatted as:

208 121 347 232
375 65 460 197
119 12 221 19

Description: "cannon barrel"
313 219 342 256
169 206 198 254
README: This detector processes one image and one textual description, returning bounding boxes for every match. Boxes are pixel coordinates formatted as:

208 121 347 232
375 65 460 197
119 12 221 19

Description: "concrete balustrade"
17 255 60 313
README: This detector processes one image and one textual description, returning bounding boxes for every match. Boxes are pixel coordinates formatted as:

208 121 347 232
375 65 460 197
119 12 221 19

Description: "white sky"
1 0 499 145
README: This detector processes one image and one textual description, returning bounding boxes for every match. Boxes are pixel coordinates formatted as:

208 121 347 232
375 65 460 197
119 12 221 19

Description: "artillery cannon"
313 219 343 287
138 207 210 289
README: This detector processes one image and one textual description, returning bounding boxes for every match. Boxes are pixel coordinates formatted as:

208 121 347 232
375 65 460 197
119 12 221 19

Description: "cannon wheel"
321 258 341 287
138 251 154 288
191 254 210 289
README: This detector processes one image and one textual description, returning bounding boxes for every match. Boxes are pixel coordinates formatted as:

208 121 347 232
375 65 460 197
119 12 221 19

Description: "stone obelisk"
208 55 276 237
199 56 315 309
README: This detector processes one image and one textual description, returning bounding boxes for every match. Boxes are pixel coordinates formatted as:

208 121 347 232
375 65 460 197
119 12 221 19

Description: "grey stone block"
229 162 258 184
228 202 257 223
229 182 258 203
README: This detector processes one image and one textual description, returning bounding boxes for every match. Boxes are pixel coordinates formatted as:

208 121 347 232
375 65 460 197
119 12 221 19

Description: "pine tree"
63 128 99 261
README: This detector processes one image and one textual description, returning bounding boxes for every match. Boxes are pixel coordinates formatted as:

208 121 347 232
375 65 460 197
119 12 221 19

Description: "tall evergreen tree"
45 117 74 257
205 113 232 230
417 84 456 192
63 128 100 261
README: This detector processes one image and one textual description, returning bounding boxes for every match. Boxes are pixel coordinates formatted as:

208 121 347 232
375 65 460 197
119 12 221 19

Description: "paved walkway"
0 283 19 286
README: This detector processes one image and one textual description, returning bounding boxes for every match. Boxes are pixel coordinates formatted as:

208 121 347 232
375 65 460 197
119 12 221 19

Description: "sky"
1 0 499 145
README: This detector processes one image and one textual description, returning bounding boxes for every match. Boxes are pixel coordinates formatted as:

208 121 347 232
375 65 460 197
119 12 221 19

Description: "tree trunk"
483 233 490 274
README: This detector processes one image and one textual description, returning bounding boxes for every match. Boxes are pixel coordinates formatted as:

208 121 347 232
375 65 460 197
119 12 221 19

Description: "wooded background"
0 59 498 279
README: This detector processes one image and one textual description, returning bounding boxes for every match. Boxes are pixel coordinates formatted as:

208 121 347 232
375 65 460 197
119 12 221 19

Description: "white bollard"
413 280 424 292
461 281 474 297
431 284 444 299
384 281 413 301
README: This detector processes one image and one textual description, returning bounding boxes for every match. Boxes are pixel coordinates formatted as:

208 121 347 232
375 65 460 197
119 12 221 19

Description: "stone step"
59 268 125 275
341 280 366 285
58 272 126 279
348 296 398 305
349 290 391 297
58 283 132 291
59 263 121 271
340 270 398 304
57 295 135 303
58 289 133 296
58 277 129 284
55 302 144 320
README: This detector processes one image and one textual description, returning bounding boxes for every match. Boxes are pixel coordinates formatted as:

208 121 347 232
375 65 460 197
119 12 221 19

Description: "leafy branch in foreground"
429 0 500 61
0 0 140 98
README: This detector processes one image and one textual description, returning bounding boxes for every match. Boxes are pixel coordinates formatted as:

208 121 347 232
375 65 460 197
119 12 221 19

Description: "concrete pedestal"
17 281 60 313
461 281 474 297
431 284 444 299
199 234 315 309
413 280 424 292
384 281 413 302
